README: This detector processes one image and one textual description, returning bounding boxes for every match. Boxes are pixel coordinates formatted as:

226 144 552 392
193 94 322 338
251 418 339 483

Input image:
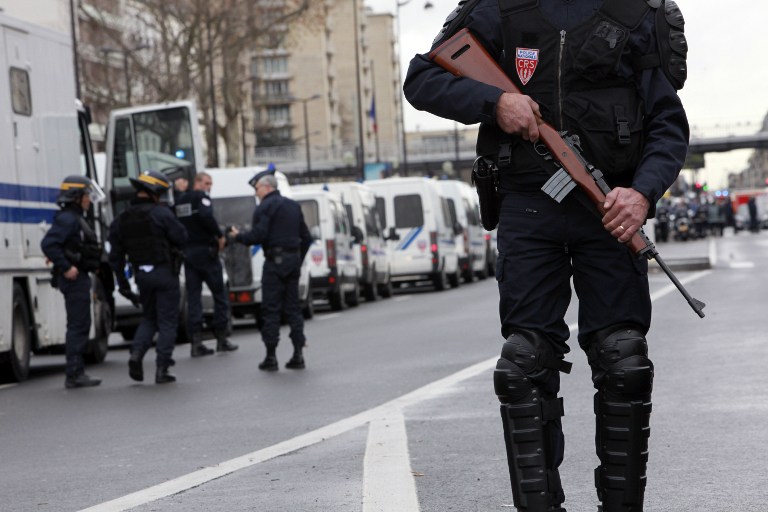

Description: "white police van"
292 188 360 310
294 182 392 300
205 167 313 325
367 177 460 290
436 179 489 282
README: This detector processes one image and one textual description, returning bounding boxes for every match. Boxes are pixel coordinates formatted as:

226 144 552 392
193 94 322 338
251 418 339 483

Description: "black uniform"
175 190 230 341
108 198 188 371
404 1 689 510
235 190 312 354
41 204 101 382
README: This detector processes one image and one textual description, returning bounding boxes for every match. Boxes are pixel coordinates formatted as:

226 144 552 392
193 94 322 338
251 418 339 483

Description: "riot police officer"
404 1 690 510
229 168 312 371
41 176 106 389
108 170 188 384
175 172 238 356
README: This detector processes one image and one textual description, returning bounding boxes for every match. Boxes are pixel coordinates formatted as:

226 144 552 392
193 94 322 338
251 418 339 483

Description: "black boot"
190 332 214 357
155 365 176 384
214 329 238 352
65 373 101 389
285 349 305 370
128 347 148 382
258 346 278 371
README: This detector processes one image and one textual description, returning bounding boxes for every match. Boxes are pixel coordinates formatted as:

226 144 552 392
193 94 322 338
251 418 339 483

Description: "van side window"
440 197 453 228
463 198 478 226
375 197 387 228
298 200 320 231
344 204 355 230
394 194 424 228
446 198 459 228
364 205 379 236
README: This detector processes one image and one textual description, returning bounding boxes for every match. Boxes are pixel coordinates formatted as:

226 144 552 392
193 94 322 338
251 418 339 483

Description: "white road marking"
78 270 710 512
363 410 420 512
709 237 718 266
317 313 341 320
729 261 755 269
0 383 18 391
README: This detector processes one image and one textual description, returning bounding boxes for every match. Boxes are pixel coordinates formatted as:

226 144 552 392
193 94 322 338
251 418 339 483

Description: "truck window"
394 194 424 228
441 197 453 228
364 205 379 236
446 198 459 228
9 67 32 116
375 197 387 228
463 197 478 226
133 107 196 178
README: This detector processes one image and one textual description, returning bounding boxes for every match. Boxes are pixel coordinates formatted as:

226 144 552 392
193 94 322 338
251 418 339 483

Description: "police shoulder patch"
201 197 211 207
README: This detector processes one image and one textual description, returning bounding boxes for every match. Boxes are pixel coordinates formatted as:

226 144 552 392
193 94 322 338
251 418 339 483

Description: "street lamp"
295 94 322 180
395 0 432 177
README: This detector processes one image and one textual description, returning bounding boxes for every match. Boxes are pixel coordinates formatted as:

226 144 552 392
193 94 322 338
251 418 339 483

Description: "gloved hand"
118 285 140 308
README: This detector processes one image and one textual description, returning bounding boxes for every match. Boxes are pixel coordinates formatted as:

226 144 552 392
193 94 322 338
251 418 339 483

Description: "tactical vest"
63 211 102 272
480 0 653 189
119 202 171 266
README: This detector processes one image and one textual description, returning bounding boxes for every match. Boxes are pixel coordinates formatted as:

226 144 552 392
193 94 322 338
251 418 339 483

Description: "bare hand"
218 236 226 251
63 266 79 280
229 226 239 237
602 188 650 243
496 92 541 142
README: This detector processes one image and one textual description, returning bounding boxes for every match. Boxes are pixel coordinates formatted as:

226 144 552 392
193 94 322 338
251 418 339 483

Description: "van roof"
206 167 292 199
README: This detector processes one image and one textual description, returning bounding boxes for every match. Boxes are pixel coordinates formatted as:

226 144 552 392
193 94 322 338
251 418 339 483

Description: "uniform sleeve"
108 216 127 277
403 0 506 126
236 201 271 246
630 18 690 207
198 196 223 237
40 212 78 271
158 206 189 249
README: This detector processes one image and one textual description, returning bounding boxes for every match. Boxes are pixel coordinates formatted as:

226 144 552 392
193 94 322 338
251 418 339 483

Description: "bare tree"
79 0 323 166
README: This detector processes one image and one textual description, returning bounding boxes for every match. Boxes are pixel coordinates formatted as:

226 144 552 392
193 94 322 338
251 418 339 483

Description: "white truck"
0 13 111 382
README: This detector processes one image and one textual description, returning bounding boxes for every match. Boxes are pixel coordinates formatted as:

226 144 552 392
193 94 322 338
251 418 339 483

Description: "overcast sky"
366 0 768 188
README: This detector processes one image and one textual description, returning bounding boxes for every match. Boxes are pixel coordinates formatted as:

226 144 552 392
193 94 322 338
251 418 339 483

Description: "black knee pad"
589 325 653 398
494 328 572 402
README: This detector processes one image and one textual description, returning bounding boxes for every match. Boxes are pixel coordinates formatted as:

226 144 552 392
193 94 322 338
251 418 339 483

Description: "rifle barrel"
651 253 706 318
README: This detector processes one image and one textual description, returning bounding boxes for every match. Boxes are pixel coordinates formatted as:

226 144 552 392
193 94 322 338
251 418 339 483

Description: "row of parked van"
204 171 497 326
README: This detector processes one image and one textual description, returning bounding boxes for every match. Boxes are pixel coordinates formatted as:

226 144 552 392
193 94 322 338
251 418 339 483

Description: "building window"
263 56 288 75
264 80 289 98
267 105 290 123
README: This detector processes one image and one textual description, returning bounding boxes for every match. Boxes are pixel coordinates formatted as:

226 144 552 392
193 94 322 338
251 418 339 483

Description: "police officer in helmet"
405 0 690 510
42 175 106 389
175 171 238 356
108 170 188 384
229 166 312 371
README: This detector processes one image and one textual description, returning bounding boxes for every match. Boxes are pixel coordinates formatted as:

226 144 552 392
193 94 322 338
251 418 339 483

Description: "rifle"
429 28 706 318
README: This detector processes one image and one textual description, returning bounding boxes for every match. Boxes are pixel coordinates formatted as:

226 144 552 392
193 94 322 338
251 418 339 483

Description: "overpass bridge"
254 130 768 183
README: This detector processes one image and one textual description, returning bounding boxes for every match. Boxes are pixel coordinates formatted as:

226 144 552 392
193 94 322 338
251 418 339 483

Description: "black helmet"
129 170 171 196
56 175 106 205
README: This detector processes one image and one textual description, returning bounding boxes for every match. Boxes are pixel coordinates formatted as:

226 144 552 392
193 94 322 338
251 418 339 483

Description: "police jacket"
235 190 312 259
108 197 188 272
41 204 101 273
404 0 689 209
174 190 223 248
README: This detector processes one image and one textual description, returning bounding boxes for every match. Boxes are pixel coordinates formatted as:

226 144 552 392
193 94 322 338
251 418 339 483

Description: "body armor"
119 203 171 266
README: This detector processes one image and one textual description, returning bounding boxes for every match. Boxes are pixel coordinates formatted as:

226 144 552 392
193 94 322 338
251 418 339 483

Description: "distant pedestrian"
175 172 238 356
41 176 106 389
748 197 759 233
229 168 312 371
108 170 187 384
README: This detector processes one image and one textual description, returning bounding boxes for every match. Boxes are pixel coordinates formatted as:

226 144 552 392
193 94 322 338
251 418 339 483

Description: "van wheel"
432 269 448 291
378 275 393 298
0 284 32 383
363 273 378 302
84 277 111 364
449 267 461 289
328 287 346 311
346 280 361 307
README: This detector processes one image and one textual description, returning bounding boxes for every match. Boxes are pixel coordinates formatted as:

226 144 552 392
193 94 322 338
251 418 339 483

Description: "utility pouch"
471 157 501 231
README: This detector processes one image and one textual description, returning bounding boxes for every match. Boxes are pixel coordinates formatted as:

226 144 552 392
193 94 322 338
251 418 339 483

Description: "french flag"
369 95 377 133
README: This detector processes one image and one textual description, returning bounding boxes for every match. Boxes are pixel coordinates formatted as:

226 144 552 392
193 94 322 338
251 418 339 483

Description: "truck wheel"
328 286 346 311
378 276 393 298
0 284 32 383
432 269 448 291
345 279 361 307
84 277 111 364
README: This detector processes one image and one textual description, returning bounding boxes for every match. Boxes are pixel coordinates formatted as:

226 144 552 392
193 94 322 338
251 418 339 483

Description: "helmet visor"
87 180 107 204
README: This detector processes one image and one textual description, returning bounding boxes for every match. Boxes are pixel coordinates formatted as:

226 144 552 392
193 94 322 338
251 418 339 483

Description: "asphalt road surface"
1 230 767 512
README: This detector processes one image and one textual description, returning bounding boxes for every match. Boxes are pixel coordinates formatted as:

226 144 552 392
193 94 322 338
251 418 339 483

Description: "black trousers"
184 245 229 334
59 272 91 378
260 253 305 350
134 265 180 366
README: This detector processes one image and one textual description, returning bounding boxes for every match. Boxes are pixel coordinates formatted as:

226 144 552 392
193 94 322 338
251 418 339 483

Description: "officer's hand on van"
63 266 79 280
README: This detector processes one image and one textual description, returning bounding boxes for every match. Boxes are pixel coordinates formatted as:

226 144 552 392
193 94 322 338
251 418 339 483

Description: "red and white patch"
417 239 427 252
515 48 539 86
311 249 324 265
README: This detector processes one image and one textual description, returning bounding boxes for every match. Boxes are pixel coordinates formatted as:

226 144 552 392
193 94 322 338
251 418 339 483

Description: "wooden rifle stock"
429 28 706 318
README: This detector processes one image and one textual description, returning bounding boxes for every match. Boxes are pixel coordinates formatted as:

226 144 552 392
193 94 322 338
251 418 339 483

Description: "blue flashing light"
175 149 186 159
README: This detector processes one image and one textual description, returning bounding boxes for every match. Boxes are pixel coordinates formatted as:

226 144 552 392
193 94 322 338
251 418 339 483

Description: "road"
1 230 767 512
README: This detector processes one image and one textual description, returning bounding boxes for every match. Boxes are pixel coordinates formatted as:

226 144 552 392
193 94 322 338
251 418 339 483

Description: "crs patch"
515 48 539 85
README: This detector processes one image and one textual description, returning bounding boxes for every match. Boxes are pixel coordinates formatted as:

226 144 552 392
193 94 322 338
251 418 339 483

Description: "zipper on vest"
557 30 566 129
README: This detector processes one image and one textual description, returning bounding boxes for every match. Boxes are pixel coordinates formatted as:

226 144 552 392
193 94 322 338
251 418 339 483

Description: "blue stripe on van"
0 206 56 224
0 182 59 203
400 226 423 250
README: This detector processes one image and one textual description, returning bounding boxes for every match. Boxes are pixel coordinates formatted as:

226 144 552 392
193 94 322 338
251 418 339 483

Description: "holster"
471 157 500 231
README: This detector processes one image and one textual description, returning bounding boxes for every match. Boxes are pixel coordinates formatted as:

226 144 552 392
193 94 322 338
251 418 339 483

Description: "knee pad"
494 328 572 402
589 324 653 398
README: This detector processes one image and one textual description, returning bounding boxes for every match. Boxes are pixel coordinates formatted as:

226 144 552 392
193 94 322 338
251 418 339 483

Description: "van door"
392 193 431 275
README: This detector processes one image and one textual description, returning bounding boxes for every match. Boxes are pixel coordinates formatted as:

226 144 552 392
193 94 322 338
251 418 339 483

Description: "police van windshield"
394 194 424 228
212 197 255 231
297 200 320 230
